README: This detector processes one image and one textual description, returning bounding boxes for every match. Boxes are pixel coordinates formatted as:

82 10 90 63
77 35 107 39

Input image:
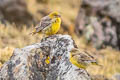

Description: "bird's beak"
57 14 61 17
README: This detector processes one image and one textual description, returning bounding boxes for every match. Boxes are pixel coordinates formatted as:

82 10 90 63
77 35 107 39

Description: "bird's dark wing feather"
78 52 95 62
35 16 52 32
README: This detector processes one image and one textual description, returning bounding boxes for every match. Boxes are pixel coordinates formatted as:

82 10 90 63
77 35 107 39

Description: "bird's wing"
77 51 95 63
35 16 52 32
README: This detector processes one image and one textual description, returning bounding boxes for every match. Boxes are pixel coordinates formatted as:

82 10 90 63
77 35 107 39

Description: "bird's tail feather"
29 29 37 35
91 61 103 67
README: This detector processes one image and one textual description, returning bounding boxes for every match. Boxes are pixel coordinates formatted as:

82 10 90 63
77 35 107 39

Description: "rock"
0 0 33 25
75 0 120 49
112 73 120 80
0 34 91 80
83 0 120 22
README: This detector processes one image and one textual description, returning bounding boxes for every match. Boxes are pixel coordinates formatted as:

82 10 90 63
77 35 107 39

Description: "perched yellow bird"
69 48 100 69
30 11 61 36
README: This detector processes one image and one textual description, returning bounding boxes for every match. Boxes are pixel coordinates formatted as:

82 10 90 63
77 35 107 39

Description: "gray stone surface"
0 34 91 80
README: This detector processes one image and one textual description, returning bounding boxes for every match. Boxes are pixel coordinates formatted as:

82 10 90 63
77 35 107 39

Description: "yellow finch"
31 11 61 36
69 48 100 69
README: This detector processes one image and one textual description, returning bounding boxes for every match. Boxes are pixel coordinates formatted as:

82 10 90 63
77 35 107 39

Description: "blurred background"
0 0 120 80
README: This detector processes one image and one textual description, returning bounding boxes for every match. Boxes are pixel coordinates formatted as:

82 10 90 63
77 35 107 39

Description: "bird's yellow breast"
46 18 61 35
69 54 86 69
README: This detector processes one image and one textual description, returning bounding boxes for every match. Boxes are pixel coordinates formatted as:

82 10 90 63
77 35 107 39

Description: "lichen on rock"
0 34 91 80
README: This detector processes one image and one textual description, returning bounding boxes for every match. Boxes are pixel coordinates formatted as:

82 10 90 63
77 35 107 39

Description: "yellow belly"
69 56 86 69
46 18 61 35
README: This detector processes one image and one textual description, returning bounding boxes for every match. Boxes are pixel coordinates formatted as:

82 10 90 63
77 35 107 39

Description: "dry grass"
87 47 120 78
0 23 42 66
0 23 120 79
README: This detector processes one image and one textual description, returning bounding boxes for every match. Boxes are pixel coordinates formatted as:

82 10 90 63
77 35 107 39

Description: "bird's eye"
72 54 75 57
54 14 57 16
54 14 61 17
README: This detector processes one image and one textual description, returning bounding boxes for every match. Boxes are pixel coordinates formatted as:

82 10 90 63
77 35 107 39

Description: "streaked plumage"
30 11 61 36
69 48 99 69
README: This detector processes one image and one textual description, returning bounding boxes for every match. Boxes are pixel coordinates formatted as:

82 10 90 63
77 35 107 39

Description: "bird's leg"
75 68 86 75
75 68 81 71
78 69 90 77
